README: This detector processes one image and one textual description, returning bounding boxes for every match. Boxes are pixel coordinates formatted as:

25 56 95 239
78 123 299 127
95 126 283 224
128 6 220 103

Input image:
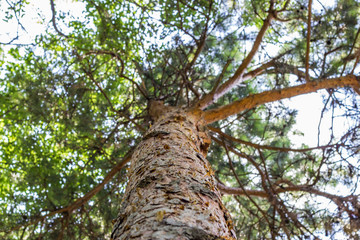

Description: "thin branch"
122 75 150 100
5 147 134 235
266 62 307 80
132 60 150 98
209 59 233 95
181 72 201 99
84 69 115 111
49 0 68 38
341 27 360 75
305 0 312 82
211 135 268 188
351 53 360 75
217 183 360 219
80 50 149 99
83 68 146 132
0 104 18 118
238 51 294 81
208 126 341 152
178 5 212 100
223 139 272 226
213 134 312 236
183 16 210 73
241 58 277 81
203 74 360 124
82 50 125 74
5 0 27 32
317 95 331 146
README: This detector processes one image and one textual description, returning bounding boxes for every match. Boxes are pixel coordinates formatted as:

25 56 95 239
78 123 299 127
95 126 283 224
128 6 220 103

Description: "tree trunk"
111 102 236 240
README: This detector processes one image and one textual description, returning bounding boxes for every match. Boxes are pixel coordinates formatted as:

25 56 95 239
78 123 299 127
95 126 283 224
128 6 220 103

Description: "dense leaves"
1 0 360 239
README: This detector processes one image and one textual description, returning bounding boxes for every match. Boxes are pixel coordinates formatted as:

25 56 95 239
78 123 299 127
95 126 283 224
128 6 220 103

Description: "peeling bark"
111 102 236 240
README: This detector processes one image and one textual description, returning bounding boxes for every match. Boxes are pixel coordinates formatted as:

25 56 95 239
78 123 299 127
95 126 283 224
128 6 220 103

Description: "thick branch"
241 59 276 81
204 75 360 124
196 12 274 109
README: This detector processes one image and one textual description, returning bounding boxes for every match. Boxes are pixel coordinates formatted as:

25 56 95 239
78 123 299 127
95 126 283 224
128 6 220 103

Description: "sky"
0 0 86 45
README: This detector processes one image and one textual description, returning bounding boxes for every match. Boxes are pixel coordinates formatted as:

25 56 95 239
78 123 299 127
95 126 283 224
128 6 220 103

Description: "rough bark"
111 101 236 240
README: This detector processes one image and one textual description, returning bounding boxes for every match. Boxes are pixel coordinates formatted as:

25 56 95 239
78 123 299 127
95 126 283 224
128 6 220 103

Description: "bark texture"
111 102 236 240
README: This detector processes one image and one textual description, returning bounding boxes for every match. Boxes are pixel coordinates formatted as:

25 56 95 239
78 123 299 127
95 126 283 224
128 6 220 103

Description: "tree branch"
217 183 360 219
50 0 68 38
223 140 272 226
82 68 146 132
80 49 149 99
209 126 341 152
269 62 307 80
203 75 360 124
305 0 312 82
5 147 134 235
341 27 360 75
196 11 275 109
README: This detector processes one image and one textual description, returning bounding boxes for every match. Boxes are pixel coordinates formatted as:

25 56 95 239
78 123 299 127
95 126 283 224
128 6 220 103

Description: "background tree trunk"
111 103 236 239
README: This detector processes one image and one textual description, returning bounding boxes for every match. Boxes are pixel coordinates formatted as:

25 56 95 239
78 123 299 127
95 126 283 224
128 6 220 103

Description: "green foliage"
1 0 360 239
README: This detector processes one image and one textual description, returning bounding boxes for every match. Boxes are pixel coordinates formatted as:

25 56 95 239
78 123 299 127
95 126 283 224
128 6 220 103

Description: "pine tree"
1 0 360 239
